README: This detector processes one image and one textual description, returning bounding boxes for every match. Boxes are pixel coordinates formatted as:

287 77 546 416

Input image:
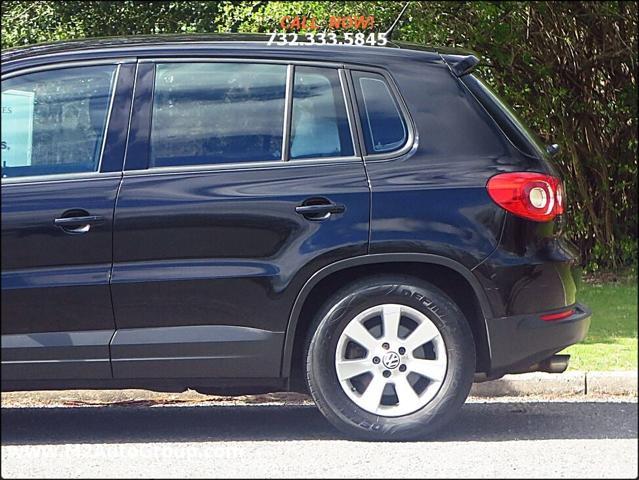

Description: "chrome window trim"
123 155 361 178
0 171 122 186
1 60 125 184
343 64 417 162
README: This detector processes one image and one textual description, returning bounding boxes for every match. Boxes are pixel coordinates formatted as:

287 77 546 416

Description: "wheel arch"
281 253 494 384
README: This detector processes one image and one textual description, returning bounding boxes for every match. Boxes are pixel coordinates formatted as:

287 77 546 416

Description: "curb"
0 389 312 407
470 371 638 397
586 371 638 396
1 371 636 407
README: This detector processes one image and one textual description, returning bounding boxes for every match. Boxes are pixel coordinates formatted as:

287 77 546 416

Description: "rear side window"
290 66 353 159
352 71 407 154
149 63 287 167
1 65 117 179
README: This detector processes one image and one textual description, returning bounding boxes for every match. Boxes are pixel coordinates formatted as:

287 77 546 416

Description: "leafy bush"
2 1 637 271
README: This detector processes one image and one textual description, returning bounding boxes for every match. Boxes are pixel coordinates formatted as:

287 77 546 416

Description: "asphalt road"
1 397 637 478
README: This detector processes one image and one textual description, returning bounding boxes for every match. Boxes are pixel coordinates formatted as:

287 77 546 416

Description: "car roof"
1 33 476 69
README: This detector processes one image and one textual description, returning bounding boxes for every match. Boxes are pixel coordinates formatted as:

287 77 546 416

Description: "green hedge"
2 1 637 271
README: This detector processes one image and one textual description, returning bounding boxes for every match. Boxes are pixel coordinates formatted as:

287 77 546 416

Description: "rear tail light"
486 172 565 222
541 308 575 322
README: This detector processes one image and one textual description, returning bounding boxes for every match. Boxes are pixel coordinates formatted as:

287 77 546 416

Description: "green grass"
561 279 638 371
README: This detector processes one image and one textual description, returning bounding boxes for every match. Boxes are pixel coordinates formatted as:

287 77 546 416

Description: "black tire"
305 275 476 441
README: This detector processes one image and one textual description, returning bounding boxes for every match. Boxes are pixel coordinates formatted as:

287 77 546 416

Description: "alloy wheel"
334 303 448 417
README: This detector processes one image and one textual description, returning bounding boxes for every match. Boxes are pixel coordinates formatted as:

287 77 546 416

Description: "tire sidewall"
307 278 475 440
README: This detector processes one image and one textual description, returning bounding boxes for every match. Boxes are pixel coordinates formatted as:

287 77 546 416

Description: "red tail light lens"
541 308 575 322
487 172 565 222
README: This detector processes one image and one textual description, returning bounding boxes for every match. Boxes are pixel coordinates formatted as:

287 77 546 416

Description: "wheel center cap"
382 351 400 369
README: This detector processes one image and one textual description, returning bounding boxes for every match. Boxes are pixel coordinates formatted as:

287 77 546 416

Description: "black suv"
1 35 591 440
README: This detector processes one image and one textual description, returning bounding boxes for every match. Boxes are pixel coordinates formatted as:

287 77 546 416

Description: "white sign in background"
1 89 35 168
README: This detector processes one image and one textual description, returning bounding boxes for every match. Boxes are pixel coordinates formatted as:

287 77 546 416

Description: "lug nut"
398 347 406 355
382 342 390 350
399 364 407 372
372 356 380 364
383 370 391 378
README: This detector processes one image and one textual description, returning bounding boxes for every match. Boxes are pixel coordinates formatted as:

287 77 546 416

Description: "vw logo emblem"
382 351 401 369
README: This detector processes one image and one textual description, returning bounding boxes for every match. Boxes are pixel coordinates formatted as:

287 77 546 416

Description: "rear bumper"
485 303 591 376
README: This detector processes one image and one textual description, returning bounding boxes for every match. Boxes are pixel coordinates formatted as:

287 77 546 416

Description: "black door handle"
295 200 345 220
54 212 105 234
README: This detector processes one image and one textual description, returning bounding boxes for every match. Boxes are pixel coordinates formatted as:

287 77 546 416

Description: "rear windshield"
463 74 546 158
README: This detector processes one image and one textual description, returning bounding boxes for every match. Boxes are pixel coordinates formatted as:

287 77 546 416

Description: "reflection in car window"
1 65 117 179
150 63 287 167
290 67 353 159
352 71 407 154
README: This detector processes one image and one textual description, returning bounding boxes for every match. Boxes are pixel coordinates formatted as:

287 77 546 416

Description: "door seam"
107 173 124 378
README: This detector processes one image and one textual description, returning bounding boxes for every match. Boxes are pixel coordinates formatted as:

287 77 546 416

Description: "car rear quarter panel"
365 59 512 271
367 58 579 318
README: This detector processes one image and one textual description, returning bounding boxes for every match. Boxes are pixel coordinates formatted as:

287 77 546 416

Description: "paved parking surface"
1 397 637 478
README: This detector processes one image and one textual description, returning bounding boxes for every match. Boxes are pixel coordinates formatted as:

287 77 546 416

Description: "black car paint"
1 36 590 391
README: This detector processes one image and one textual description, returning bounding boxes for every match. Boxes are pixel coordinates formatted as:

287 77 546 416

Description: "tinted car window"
290 67 353 159
1 65 117 179
150 63 287 167
352 71 407 154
